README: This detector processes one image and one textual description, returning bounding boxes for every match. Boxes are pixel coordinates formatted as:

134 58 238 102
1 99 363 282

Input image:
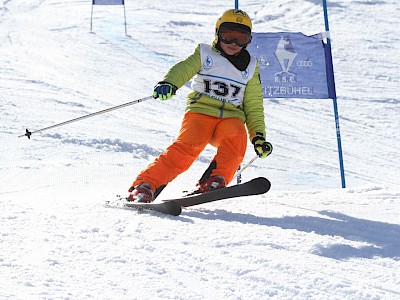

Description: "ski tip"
253 177 271 193
168 201 182 216
124 201 182 216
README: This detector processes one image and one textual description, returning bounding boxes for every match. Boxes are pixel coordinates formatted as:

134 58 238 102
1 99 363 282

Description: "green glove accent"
153 82 177 101
252 134 273 159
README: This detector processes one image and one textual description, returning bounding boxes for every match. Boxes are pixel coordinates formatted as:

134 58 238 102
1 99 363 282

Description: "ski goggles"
218 30 252 47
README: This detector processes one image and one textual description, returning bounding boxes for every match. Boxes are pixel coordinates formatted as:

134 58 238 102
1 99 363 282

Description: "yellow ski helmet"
213 9 252 46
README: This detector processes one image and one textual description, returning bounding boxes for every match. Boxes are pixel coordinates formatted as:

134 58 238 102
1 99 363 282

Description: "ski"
123 201 182 216
164 177 270 208
113 177 270 217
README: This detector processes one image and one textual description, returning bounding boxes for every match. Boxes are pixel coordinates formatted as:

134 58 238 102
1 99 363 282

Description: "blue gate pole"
235 0 240 184
322 0 346 188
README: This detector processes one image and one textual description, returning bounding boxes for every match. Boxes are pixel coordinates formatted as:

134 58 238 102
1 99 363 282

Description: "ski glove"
252 133 273 159
153 82 177 100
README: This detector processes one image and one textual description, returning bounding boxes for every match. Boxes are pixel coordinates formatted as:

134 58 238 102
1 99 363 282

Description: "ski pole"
233 154 259 183
19 95 153 139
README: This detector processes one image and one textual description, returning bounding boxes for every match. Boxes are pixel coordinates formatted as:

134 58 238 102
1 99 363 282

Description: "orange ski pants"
131 112 247 191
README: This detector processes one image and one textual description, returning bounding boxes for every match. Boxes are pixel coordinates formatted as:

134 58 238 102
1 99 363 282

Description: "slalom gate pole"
233 155 259 183
322 0 346 188
19 95 153 139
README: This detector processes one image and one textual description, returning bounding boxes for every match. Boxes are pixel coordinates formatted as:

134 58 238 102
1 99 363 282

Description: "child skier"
128 9 272 202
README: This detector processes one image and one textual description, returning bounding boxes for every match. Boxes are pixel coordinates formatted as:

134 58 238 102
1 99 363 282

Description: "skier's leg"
199 118 247 185
130 112 217 192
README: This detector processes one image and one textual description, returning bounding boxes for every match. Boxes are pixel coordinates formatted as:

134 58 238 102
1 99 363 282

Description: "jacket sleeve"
162 45 202 89
243 62 266 142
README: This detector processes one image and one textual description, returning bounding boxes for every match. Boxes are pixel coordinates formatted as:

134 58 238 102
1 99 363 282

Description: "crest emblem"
203 56 213 71
258 55 272 70
275 36 297 73
242 69 249 79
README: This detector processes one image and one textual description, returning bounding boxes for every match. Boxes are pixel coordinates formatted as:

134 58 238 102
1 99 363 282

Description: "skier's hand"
153 82 177 100
252 134 273 159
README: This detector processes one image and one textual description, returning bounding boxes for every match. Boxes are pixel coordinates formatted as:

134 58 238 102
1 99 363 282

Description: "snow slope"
1 0 399 299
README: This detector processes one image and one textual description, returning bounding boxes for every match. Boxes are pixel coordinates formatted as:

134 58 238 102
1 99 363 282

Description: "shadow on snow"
184 209 400 260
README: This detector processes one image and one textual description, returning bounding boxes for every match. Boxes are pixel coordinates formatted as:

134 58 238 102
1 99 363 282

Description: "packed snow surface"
1 0 399 299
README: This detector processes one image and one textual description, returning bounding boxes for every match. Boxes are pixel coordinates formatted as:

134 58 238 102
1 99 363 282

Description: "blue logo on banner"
248 32 335 99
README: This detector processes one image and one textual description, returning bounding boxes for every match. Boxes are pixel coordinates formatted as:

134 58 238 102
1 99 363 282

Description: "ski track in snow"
1 0 399 299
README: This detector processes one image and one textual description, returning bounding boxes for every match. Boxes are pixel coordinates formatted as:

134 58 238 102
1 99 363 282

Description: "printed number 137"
204 79 241 97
